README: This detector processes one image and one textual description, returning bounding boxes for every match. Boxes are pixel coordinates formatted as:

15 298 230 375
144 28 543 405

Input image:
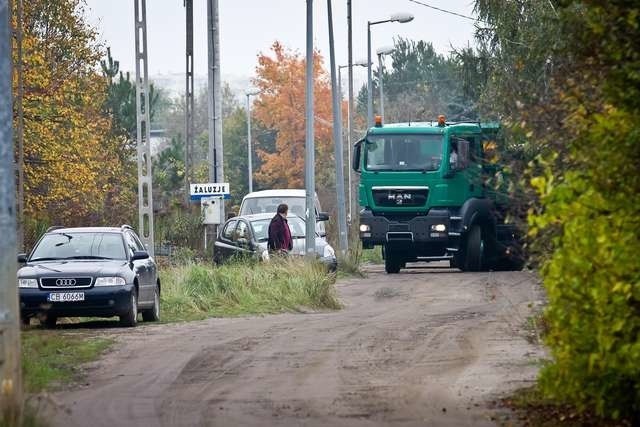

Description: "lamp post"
245 89 260 194
338 60 367 223
376 46 395 121
304 0 315 256
367 13 414 127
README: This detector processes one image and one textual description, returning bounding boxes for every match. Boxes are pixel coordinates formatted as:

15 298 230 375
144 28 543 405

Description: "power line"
406 0 488 24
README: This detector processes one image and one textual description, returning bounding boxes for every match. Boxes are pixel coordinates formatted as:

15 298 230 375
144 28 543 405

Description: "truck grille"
40 277 93 289
372 188 428 208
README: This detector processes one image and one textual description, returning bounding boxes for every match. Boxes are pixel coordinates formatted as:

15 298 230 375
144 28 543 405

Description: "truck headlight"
323 245 336 258
431 224 447 232
359 224 371 232
94 277 126 287
18 278 38 288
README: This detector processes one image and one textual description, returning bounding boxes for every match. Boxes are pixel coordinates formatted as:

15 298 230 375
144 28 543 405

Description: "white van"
239 189 329 237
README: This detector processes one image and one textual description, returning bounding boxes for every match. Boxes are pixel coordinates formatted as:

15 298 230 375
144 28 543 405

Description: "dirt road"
51 263 545 427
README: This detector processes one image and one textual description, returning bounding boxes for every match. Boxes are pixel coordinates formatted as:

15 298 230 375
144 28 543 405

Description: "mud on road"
52 263 545 427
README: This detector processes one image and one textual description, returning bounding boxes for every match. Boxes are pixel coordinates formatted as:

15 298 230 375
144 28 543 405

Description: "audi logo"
56 278 76 287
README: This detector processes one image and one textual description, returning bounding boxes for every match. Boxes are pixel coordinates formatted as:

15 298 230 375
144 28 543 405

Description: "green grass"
361 247 383 264
160 258 342 322
21 332 113 393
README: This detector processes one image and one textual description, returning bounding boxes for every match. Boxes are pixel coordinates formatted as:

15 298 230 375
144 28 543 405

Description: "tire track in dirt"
51 263 545 427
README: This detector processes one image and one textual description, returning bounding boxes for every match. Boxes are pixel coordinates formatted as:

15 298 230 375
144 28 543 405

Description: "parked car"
17 225 160 327
214 213 337 271
239 189 330 237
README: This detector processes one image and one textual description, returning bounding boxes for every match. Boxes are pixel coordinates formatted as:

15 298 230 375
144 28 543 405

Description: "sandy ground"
50 263 545 427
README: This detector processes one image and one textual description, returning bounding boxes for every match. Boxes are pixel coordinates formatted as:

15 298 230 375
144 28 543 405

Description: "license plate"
47 292 85 302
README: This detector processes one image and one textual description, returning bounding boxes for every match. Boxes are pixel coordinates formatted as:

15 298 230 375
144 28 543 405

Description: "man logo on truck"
388 192 412 205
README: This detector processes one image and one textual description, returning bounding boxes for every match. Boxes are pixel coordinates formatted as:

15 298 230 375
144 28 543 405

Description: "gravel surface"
51 263 545 427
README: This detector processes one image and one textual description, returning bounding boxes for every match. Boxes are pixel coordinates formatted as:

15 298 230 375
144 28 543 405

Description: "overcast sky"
84 0 479 82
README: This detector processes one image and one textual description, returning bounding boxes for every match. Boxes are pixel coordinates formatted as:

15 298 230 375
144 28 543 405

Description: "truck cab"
352 116 522 273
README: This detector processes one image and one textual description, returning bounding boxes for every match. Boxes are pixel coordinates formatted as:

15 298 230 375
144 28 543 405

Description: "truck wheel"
463 225 484 272
384 253 402 274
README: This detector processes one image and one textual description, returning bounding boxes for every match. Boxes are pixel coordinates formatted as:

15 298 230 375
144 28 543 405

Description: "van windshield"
240 197 310 218
365 134 443 171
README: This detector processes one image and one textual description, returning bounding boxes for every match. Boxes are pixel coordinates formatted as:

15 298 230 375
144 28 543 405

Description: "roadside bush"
531 109 640 419
159 258 341 321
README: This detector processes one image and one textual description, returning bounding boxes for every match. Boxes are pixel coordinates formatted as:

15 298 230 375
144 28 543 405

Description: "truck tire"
384 246 402 274
463 225 484 272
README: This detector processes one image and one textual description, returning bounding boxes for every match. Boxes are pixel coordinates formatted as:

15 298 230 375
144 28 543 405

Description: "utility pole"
15 0 23 252
184 0 194 206
304 0 315 256
347 0 356 237
134 0 155 256
0 0 22 422
207 1 223 194
327 0 348 254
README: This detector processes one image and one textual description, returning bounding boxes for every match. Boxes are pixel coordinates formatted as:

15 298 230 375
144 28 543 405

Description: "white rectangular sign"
190 182 230 200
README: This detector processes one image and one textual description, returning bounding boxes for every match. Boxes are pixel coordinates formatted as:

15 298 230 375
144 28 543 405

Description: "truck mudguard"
458 198 496 235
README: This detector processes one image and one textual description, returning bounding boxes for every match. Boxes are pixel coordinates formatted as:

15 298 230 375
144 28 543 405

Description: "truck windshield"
365 134 443 171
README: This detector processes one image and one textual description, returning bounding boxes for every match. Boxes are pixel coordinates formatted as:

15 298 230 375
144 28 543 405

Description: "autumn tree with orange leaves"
252 42 335 190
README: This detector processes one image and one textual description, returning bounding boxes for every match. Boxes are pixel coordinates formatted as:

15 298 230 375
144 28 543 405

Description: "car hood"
257 237 333 257
18 260 130 277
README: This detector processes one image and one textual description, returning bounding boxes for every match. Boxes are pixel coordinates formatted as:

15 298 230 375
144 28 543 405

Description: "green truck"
352 117 523 273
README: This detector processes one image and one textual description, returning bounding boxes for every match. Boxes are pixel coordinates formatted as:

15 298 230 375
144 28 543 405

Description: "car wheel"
42 314 57 328
21 315 30 327
142 284 160 322
119 290 138 327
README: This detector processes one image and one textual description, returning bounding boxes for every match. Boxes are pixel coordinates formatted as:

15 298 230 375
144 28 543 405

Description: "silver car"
213 213 337 271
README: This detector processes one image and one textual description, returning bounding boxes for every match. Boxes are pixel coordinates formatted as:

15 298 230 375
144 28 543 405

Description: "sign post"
190 183 230 250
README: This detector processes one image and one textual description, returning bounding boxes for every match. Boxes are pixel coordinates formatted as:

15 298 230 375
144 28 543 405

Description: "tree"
356 38 485 124
251 42 335 191
475 0 640 419
13 0 136 236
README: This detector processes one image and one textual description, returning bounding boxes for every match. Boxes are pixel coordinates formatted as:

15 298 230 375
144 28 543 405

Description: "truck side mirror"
352 140 362 172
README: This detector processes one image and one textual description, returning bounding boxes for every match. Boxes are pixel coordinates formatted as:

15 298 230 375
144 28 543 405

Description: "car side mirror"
131 251 150 261
17 253 28 263
316 212 330 222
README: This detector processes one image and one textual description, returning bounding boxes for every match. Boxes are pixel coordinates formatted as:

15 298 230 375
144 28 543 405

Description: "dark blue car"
18 225 160 327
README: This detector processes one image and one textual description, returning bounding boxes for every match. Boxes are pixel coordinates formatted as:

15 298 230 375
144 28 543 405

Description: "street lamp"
376 46 394 121
338 60 367 223
367 12 414 127
245 88 260 194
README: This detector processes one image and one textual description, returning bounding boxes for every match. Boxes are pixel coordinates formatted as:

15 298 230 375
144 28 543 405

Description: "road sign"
190 182 230 201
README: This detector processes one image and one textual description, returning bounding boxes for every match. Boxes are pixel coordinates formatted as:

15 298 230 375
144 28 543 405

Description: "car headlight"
94 277 126 287
359 224 371 232
18 278 38 288
261 249 270 261
323 245 336 258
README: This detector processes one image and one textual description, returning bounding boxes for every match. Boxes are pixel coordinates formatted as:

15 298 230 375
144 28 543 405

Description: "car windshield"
365 134 443 171
251 217 307 242
30 232 127 261
241 197 308 218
